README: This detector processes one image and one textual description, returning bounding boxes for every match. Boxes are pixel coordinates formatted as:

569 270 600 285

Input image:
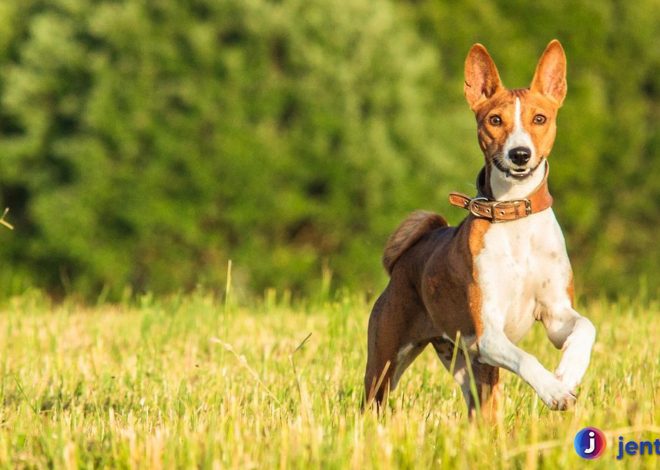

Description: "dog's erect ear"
464 44 503 111
530 40 567 106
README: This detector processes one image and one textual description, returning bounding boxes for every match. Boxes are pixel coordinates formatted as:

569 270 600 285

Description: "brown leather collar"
449 162 553 222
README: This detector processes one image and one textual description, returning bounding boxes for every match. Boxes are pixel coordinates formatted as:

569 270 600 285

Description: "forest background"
0 0 657 301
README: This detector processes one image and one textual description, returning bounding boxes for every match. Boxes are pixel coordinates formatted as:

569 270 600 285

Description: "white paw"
537 376 577 411
554 364 583 394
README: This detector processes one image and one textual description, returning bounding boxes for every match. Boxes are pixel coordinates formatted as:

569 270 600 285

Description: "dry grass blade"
365 360 391 407
0 207 14 230
210 337 282 406
290 332 314 421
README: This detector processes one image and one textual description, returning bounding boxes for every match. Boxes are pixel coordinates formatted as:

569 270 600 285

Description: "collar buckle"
468 197 488 218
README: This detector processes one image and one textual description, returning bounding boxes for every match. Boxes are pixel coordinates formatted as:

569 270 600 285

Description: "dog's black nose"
508 146 531 166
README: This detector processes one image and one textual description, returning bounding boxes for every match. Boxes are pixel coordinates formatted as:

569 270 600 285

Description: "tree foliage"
402 0 659 296
0 0 656 299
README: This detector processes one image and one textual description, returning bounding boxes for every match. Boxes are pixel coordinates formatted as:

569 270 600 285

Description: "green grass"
0 290 657 469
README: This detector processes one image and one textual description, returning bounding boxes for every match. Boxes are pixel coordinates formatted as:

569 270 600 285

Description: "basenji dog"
364 40 596 418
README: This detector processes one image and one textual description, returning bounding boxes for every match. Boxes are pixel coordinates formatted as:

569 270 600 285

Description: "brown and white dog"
364 40 596 418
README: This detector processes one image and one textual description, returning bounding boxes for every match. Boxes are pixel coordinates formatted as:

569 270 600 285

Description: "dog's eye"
533 114 547 125
489 115 502 126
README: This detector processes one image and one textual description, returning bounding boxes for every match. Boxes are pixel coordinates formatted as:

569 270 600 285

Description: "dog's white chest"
475 209 572 343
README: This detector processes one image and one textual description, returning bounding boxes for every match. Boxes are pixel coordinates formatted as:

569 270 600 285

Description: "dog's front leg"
477 327 576 410
542 306 596 393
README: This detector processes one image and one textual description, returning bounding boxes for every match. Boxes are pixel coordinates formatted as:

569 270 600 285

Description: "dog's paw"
538 377 577 411
554 366 582 395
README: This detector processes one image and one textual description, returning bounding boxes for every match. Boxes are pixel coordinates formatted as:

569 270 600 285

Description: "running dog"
364 40 595 418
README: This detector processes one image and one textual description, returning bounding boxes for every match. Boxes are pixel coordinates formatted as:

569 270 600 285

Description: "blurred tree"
400 0 660 297
0 0 656 299
0 0 465 298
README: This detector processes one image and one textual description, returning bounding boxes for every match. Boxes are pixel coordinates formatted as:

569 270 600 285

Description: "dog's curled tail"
382 211 448 275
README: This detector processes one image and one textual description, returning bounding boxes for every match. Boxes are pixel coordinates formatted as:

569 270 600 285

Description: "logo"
574 427 607 459
616 436 660 460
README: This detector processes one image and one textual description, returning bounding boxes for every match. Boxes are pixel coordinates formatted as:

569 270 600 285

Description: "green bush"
0 0 466 298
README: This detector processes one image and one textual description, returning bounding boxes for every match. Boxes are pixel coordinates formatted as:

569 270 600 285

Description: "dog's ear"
530 40 567 106
464 44 503 111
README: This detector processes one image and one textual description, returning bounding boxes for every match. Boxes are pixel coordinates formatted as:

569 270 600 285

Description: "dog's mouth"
492 156 540 181
508 167 532 179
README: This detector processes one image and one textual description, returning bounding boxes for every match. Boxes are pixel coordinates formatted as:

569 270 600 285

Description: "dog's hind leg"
364 284 432 409
431 337 501 420
431 337 472 405
470 361 501 421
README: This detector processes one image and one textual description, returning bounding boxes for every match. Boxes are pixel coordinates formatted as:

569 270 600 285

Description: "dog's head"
464 40 566 184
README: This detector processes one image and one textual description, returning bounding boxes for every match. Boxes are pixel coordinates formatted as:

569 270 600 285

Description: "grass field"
0 289 657 469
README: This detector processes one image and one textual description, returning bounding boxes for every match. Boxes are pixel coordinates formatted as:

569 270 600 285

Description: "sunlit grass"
0 290 657 468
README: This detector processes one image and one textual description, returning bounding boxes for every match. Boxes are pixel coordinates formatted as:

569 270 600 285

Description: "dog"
364 40 596 418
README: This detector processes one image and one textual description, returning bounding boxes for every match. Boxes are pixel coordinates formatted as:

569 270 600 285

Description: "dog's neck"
480 160 548 201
